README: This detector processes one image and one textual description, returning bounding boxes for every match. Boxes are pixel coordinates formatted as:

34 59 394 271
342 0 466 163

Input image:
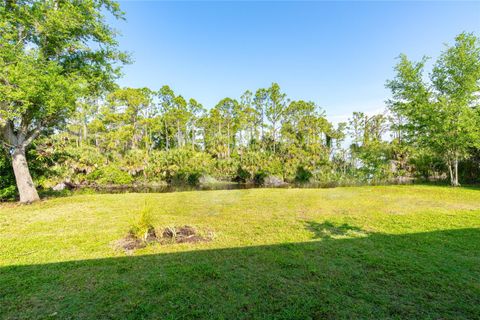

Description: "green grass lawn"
1 185 479 319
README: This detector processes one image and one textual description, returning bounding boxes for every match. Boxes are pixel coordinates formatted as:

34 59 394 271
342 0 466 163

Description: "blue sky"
112 1 480 122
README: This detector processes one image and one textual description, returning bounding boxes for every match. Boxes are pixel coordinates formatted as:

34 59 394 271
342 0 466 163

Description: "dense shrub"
354 142 392 182
409 149 446 180
295 166 313 183
459 151 480 183
0 150 16 200
235 151 283 182
213 158 239 181
47 144 109 185
121 150 147 177
146 149 214 184
0 185 17 201
87 165 133 185
280 144 331 182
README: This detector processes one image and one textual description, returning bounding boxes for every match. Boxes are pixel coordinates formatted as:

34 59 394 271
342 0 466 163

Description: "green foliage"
211 158 238 181
2 30 480 198
120 150 148 177
0 143 62 199
0 149 15 200
386 32 480 186
295 166 313 183
408 148 445 180
129 204 154 237
146 149 214 185
234 151 285 182
87 166 133 185
356 141 392 181
39 138 101 174
0 185 16 201
0 0 127 201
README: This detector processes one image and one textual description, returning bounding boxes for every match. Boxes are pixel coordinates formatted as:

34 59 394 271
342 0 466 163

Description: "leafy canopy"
0 0 128 146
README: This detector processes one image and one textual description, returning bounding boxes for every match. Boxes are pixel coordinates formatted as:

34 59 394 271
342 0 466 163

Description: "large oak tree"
0 0 127 202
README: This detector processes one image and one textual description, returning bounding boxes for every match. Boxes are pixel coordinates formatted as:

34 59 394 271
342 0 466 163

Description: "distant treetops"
0 1 478 202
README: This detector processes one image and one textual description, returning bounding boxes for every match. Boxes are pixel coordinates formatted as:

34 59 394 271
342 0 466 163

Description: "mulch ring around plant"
113 225 213 252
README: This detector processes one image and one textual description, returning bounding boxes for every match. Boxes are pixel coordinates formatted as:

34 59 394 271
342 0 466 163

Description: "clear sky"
112 1 480 122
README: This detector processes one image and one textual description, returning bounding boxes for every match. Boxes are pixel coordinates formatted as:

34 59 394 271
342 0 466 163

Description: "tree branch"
23 125 42 147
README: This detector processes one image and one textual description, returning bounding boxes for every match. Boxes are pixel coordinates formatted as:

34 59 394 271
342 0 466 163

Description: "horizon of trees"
1 1 479 203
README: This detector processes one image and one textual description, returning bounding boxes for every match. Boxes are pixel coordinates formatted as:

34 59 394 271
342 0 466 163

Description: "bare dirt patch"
159 225 213 244
113 231 146 251
113 225 213 252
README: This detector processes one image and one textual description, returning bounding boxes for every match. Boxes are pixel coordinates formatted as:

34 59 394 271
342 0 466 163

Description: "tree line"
1 1 479 203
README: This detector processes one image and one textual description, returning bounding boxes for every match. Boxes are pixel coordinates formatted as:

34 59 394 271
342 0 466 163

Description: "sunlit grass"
1 185 479 318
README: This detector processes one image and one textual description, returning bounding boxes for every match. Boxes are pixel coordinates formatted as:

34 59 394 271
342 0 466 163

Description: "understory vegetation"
1 186 479 318
1 1 479 319
0 0 479 202
2 68 480 200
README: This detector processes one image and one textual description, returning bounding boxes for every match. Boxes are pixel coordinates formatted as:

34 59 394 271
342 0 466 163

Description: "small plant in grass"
114 205 158 252
129 204 156 241
115 206 214 252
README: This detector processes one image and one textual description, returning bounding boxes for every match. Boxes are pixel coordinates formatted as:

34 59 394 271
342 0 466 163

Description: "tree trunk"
453 158 460 187
164 118 169 150
191 124 196 151
448 158 460 187
82 121 88 143
272 121 276 153
11 147 40 203
176 121 180 147
227 123 230 158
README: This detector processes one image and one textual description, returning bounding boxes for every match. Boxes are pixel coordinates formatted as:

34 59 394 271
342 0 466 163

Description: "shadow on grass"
1 228 479 319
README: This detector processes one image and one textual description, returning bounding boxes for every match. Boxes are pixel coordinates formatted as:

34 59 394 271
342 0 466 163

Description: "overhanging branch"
23 125 43 147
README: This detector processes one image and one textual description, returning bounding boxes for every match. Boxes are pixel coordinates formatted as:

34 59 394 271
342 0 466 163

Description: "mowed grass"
1 185 479 319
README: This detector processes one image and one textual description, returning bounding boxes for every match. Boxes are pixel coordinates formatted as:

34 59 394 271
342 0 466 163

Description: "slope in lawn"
0 185 479 319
